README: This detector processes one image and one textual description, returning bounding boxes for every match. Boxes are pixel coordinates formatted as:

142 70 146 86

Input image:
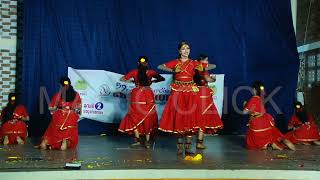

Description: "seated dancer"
118 56 165 148
0 93 29 145
39 77 82 150
243 81 295 150
194 54 223 149
285 102 320 145
158 41 205 155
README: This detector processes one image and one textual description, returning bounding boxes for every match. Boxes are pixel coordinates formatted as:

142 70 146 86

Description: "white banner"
68 67 224 123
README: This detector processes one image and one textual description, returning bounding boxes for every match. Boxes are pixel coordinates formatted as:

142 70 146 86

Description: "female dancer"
244 81 295 150
158 42 205 155
0 93 29 145
118 56 165 148
194 54 223 149
40 77 82 150
285 102 320 145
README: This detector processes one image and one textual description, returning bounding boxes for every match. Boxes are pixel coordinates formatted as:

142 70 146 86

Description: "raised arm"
120 76 133 83
205 64 216 71
157 64 174 73
120 70 135 83
203 74 216 83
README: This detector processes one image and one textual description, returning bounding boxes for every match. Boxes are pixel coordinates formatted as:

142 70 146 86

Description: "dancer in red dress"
243 81 295 150
39 77 82 150
0 93 29 145
193 54 223 149
285 102 320 145
118 56 164 148
158 42 205 155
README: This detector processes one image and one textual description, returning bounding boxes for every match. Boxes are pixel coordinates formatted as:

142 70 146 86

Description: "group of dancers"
1 41 320 154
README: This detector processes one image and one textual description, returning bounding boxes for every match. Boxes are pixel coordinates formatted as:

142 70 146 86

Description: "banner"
68 67 224 123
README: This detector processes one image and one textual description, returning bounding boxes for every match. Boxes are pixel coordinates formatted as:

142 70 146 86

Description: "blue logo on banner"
95 102 104 110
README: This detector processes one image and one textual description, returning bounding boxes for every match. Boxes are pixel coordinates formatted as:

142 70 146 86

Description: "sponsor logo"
74 80 88 90
82 102 104 115
99 84 111 96
82 109 104 115
95 102 104 110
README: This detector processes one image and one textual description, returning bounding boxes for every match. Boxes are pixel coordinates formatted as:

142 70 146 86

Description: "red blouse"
123 69 159 86
244 96 266 114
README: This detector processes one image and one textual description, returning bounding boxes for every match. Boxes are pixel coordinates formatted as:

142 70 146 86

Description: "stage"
0 135 320 179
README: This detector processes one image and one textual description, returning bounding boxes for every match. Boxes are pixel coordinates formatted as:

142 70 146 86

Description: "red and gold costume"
196 71 223 134
244 96 285 149
42 92 81 149
0 105 29 144
285 115 320 144
159 59 203 134
118 69 159 135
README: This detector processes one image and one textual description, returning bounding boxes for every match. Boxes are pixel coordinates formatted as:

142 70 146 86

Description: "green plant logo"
74 80 88 90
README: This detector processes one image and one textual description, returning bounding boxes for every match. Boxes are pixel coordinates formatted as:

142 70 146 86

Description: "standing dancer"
243 81 295 150
158 41 204 155
193 54 223 149
285 102 320 145
118 56 165 148
0 93 29 145
39 77 82 150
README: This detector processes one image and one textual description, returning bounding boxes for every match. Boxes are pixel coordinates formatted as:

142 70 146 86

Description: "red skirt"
42 110 79 149
285 123 320 144
159 87 200 135
196 86 223 134
118 87 158 135
246 113 284 150
1 120 28 144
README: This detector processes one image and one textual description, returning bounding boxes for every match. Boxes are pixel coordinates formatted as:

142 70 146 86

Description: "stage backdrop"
23 0 299 135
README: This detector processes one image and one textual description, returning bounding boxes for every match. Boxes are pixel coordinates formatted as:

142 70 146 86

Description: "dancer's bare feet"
283 139 296 150
196 143 206 149
313 141 320 145
271 143 283 150
40 139 48 150
177 143 183 155
60 139 67 151
3 136 9 145
16 136 25 145
145 141 151 149
302 142 311 146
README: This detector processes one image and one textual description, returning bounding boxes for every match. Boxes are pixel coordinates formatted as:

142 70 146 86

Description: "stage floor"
1 135 320 179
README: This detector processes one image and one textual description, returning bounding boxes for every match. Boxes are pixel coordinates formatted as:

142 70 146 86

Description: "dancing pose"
118 56 165 148
158 41 205 155
0 93 29 145
285 102 320 145
193 54 223 149
244 81 295 150
39 77 82 150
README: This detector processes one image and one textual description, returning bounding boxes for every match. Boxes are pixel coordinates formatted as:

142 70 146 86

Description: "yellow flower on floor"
87 165 94 169
184 155 193 161
192 154 202 161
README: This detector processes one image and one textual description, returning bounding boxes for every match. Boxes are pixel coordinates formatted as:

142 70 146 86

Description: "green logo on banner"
75 80 88 90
